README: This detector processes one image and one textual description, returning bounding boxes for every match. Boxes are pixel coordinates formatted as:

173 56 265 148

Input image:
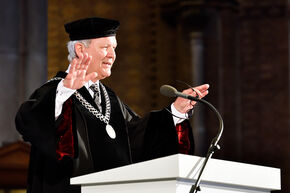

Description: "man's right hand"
63 53 98 89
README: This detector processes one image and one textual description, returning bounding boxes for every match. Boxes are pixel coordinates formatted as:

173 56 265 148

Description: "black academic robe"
15 71 194 193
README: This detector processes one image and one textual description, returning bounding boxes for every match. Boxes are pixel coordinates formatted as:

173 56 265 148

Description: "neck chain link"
47 77 111 125
74 83 111 124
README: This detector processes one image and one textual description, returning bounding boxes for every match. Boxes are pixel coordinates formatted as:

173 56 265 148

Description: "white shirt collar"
85 80 99 89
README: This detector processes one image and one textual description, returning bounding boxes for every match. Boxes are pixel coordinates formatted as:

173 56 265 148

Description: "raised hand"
63 53 98 90
173 84 210 114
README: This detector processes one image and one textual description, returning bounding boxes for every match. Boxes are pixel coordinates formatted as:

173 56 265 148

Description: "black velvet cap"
64 17 120 41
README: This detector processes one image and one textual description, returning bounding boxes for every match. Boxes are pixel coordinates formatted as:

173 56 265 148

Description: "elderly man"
15 17 209 193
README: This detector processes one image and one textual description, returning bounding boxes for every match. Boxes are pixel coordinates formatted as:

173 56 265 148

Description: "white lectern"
71 154 281 193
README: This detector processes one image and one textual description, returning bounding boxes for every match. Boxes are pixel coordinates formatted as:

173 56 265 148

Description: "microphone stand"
186 97 224 193
159 84 224 192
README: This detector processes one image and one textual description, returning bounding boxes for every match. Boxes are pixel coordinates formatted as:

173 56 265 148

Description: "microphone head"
160 85 177 97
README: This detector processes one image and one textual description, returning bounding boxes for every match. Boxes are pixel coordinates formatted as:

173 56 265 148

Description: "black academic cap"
64 17 120 41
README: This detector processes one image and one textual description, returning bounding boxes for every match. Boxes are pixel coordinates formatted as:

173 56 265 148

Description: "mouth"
102 62 112 67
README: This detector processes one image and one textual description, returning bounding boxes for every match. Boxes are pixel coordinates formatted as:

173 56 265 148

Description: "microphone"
160 84 224 193
160 85 198 101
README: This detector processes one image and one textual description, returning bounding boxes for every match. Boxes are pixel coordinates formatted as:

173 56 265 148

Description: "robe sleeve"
116 97 195 163
15 81 61 160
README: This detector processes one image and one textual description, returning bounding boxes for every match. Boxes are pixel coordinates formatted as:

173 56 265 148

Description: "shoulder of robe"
29 71 67 100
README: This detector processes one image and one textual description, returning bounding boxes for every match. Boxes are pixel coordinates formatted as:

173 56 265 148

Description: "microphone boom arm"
187 97 223 193
159 85 224 192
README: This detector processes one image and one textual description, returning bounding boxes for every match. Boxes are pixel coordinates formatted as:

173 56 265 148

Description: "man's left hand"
173 84 210 114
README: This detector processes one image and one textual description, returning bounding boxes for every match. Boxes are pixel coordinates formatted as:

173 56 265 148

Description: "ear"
74 42 84 58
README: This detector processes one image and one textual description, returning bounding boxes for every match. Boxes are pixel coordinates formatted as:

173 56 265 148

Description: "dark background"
0 0 289 192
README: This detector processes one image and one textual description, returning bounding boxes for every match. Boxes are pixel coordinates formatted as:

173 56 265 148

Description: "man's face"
85 36 117 80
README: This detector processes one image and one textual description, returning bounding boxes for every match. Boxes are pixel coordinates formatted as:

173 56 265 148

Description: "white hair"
67 39 91 62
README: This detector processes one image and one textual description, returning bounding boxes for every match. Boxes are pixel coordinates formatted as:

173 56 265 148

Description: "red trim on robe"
176 121 190 154
56 98 74 160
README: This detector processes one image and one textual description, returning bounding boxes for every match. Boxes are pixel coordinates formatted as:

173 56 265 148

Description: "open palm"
63 53 98 89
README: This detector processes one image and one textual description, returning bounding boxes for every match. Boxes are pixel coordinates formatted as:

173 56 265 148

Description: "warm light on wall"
0 190 26 193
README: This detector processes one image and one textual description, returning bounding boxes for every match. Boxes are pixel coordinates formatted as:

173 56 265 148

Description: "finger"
190 101 197 106
79 69 87 78
183 87 195 94
183 87 201 97
181 84 209 102
85 56 92 70
63 73 74 88
194 84 209 97
81 53 89 69
76 53 84 70
194 88 203 98
69 59 76 73
82 54 92 70
194 84 210 93
82 53 89 69
69 58 80 75
201 90 209 97
85 72 98 82
186 104 195 113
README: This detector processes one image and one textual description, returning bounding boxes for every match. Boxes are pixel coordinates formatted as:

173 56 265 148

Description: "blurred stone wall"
0 0 47 147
